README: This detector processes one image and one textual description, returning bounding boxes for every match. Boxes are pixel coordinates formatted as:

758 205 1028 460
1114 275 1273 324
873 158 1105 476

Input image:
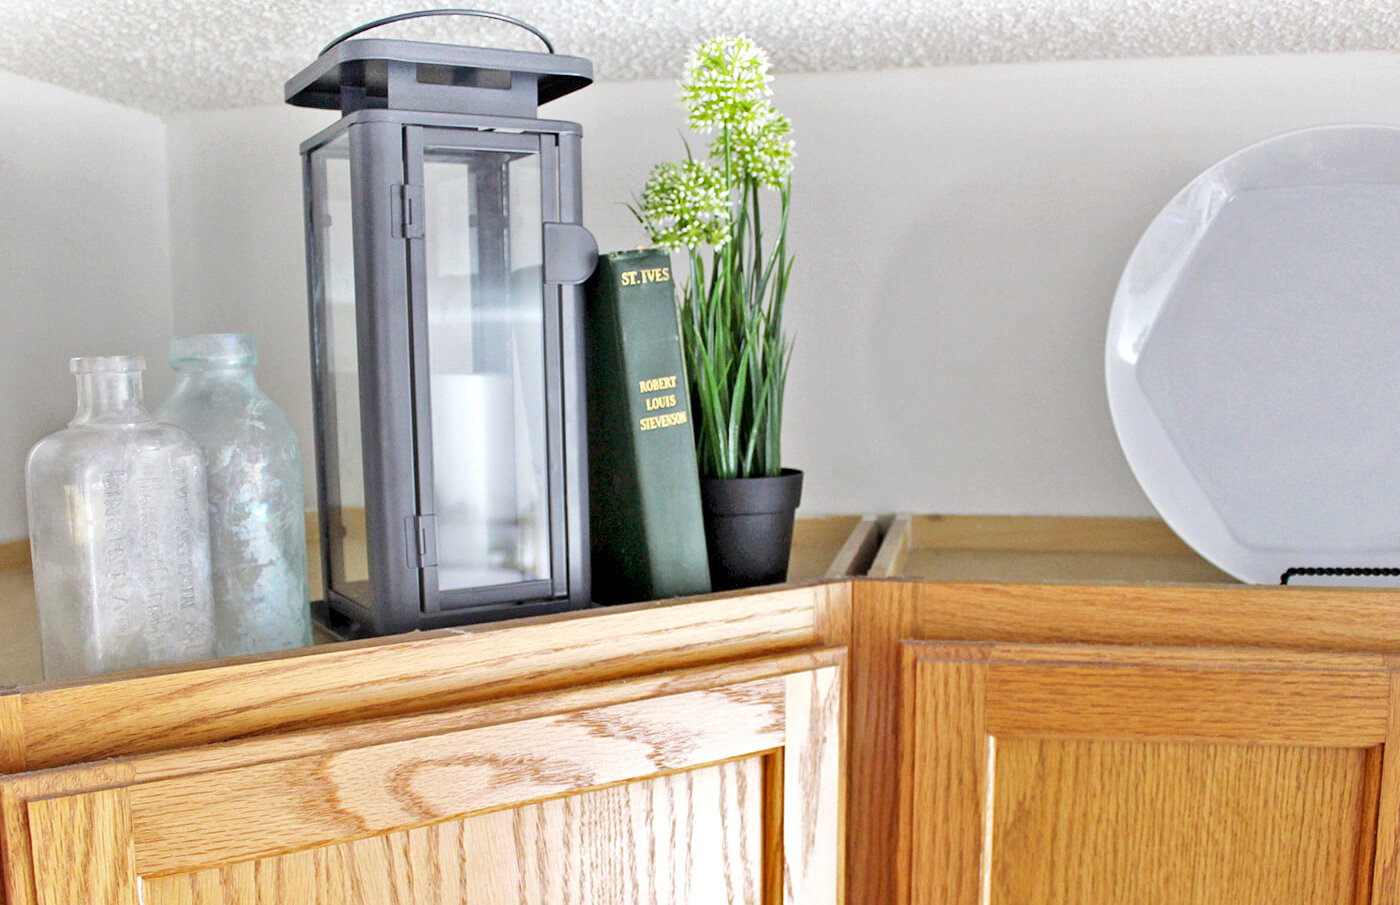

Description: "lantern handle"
321 9 555 56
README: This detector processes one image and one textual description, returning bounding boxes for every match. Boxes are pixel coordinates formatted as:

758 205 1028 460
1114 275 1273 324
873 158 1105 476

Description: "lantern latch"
392 183 425 239
405 514 438 568
542 222 598 285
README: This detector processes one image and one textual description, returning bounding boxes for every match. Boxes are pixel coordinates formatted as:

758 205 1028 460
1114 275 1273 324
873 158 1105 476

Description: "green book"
584 248 711 604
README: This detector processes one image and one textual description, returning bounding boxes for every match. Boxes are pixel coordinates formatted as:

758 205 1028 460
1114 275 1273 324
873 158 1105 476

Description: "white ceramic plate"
1106 124 1400 586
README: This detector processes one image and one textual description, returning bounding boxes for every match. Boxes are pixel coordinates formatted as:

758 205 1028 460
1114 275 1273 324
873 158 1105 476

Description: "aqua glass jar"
156 335 312 656
26 355 216 679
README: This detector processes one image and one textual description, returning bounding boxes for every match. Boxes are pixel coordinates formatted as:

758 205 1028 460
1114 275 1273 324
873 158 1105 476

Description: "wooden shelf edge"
869 514 912 578
825 515 884 579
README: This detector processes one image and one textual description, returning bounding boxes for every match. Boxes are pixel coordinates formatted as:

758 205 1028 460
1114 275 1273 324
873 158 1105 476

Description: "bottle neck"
71 370 152 427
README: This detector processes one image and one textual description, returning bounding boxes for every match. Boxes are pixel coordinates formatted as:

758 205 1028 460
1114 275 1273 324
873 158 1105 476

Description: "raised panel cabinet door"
0 649 844 905
897 642 1400 905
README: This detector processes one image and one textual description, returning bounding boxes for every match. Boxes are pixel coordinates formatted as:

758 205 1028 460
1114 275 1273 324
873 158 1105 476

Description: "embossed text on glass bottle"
26 355 216 679
157 335 313 656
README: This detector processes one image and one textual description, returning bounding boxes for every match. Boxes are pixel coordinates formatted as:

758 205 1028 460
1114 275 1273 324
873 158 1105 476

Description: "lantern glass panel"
308 134 372 605
423 147 551 591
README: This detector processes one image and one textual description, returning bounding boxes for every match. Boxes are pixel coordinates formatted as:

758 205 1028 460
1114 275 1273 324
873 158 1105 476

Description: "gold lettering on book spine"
619 267 672 287
639 411 688 431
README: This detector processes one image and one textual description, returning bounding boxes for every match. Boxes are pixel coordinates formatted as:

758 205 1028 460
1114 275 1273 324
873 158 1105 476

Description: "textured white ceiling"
1 0 1397 114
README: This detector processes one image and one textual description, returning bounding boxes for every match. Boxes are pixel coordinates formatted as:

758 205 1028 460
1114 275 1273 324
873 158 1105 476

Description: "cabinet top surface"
6 514 1398 695
887 514 1241 586
0 515 861 690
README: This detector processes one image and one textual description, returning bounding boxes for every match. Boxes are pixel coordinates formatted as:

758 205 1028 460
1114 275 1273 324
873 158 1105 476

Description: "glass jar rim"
70 355 145 374
169 333 258 369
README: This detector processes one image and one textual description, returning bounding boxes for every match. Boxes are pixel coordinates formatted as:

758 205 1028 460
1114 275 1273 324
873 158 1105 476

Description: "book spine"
584 250 711 603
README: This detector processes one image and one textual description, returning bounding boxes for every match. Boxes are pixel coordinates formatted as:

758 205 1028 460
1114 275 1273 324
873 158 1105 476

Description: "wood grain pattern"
986 664 1389 746
123 648 844 787
895 645 917 905
4 661 846 905
910 581 1400 652
140 759 764 905
507 758 763 905
958 642 1393 752
0 698 22 779
847 581 915 905
763 752 785 905
1 763 133 905
11 533 1400 905
3 582 844 771
824 516 883 579
1371 672 1400 904
990 739 1372 905
782 666 843 905
26 788 136 905
900 652 986 905
868 515 911 578
840 572 1400 905
1354 748 1383 905
936 640 1387 672
899 638 1396 905
0 650 834 813
129 677 786 876
3 653 846 904
813 584 852 650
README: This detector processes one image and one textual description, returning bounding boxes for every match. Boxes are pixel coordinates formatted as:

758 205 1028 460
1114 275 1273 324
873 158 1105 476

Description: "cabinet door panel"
27 788 136 905
1 651 843 905
128 679 785 874
141 758 764 905
898 642 1398 905
990 739 1374 905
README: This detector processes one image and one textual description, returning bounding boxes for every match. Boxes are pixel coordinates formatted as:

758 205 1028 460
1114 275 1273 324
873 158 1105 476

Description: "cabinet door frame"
897 640 1400 905
1 648 844 905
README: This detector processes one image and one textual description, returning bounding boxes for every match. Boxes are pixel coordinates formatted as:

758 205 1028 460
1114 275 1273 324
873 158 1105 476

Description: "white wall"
162 51 1400 520
550 51 1400 516
6 50 1395 541
165 105 336 508
0 70 174 542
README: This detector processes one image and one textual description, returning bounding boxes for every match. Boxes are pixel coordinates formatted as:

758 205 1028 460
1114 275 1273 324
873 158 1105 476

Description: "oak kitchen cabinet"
898 641 1397 905
3 517 1400 905
852 517 1400 905
2 651 843 904
0 584 850 905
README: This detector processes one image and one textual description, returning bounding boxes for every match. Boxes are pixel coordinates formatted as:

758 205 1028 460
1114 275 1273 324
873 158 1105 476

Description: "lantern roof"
285 38 593 115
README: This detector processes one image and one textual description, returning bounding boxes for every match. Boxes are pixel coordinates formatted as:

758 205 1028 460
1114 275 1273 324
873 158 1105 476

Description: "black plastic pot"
699 468 804 591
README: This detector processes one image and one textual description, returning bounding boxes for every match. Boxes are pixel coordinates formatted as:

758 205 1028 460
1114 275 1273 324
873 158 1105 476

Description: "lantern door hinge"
392 183 425 239
405 514 438 568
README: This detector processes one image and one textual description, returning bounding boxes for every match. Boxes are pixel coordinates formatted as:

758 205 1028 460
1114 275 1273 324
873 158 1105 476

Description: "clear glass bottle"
26 355 216 679
156 334 312 656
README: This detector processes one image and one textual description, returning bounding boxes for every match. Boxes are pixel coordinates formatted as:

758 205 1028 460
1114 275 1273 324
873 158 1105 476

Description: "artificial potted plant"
635 36 801 590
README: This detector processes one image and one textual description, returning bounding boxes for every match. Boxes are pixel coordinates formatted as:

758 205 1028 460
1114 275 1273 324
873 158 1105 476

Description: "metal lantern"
286 13 597 636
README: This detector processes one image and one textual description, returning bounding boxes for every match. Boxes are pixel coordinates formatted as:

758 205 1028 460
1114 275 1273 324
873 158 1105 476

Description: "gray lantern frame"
288 38 597 636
